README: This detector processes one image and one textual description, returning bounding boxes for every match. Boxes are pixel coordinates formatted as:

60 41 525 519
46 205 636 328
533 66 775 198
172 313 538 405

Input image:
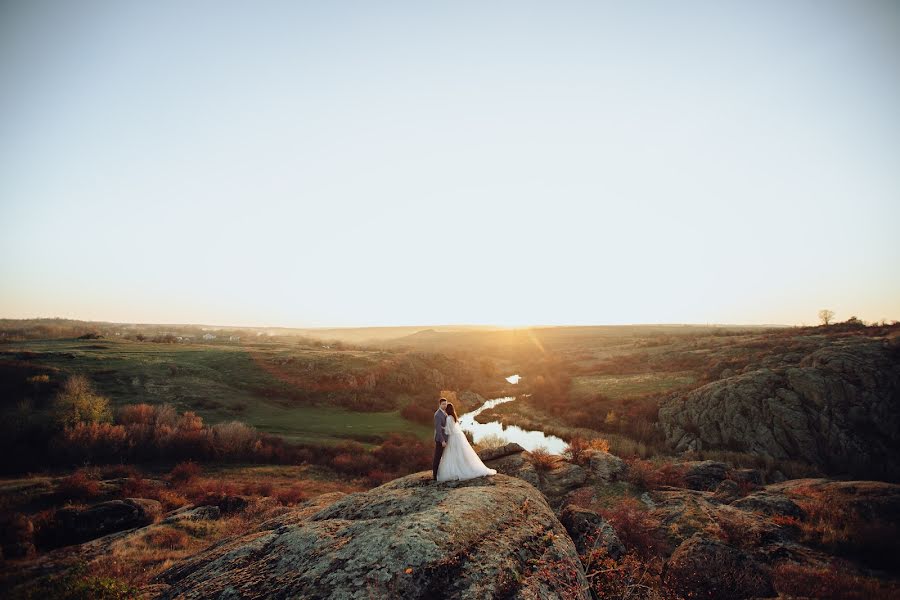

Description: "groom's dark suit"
433 408 448 479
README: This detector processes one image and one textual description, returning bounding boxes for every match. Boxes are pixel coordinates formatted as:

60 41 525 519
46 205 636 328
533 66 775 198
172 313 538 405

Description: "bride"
436 402 497 481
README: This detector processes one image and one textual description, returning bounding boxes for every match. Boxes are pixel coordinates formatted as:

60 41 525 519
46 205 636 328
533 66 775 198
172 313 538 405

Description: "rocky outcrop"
558 504 625 560
479 446 624 509
658 337 900 480
682 460 729 490
51 498 161 546
731 491 804 518
151 473 590 599
663 533 775 599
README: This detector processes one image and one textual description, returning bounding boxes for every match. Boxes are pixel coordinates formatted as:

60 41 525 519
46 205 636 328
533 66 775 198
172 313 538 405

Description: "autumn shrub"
144 526 190 550
586 548 672 600
51 421 129 464
597 496 668 559
563 436 591 465
331 452 378 476
400 402 433 425
53 374 112 428
169 460 202 484
154 489 189 511
371 432 430 472
587 437 611 452
274 484 309 505
530 447 557 472
208 421 258 460
116 403 156 426
120 472 151 498
241 481 274 496
366 469 396 486
56 468 101 501
624 459 686 491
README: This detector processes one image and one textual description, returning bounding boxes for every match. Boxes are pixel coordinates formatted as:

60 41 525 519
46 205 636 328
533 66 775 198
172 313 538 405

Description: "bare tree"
818 309 835 326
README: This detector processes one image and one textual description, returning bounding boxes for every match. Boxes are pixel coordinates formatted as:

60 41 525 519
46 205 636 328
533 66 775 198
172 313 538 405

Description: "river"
457 374 568 454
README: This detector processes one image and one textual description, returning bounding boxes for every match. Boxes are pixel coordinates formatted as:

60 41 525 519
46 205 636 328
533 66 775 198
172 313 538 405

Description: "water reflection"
458 394 568 455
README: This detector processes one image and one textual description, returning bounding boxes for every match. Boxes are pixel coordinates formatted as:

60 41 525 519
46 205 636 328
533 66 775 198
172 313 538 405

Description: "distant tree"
818 309 835 326
53 374 112 428
844 316 866 329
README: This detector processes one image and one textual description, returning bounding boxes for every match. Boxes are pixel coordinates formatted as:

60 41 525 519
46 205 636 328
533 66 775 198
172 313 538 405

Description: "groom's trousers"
432 441 444 479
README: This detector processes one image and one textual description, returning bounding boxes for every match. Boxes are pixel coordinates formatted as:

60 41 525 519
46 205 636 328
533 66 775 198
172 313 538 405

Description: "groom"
432 397 448 480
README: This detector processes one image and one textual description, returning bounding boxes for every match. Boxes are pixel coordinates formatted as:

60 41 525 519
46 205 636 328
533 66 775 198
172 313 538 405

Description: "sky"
1 1 899 328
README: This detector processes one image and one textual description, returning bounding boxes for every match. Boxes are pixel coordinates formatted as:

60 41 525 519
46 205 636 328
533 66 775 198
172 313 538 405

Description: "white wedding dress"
436 415 498 481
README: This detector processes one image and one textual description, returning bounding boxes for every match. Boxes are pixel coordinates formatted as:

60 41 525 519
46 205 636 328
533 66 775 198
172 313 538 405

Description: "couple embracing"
431 397 497 482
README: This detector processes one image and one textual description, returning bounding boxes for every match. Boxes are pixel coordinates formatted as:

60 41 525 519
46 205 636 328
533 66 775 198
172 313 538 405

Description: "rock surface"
663 533 775 599
152 472 590 599
52 498 162 546
558 504 625 560
658 337 900 480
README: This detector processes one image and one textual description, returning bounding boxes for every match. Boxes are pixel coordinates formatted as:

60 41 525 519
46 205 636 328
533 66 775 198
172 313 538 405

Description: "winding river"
457 374 568 454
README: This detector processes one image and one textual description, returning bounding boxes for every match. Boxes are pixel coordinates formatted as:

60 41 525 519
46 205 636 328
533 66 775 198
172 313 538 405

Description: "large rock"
682 460 729 490
477 442 526 462
539 460 588 502
152 472 590 599
584 450 626 482
482 447 540 488
558 504 625 560
663 533 775 599
658 337 900 480
53 498 161 546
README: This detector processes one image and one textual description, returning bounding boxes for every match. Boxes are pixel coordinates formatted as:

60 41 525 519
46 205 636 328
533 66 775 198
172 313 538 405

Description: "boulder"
53 498 161 545
539 461 588 503
152 472 590 599
558 504 625 560
584 450 626 482
482 448 540 489
663 533 775 599
682 461 729 490
477 442 525 462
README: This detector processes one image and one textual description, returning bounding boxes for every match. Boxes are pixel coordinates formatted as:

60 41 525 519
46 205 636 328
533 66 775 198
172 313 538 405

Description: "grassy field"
570 371 698 400
0 338 434 446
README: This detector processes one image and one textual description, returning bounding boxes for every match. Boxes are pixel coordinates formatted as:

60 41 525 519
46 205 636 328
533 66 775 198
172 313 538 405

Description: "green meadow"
1 338 433 446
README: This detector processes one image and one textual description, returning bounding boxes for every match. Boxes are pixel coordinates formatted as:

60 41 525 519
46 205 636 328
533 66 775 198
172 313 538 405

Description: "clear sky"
2 1 899 328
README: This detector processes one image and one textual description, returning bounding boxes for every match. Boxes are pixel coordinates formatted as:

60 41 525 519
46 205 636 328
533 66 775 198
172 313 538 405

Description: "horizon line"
0 315 811 331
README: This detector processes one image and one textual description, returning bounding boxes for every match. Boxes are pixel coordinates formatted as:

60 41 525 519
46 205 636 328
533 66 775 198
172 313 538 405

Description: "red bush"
56 469 101 501
169 460 202 484
597 496 668 559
